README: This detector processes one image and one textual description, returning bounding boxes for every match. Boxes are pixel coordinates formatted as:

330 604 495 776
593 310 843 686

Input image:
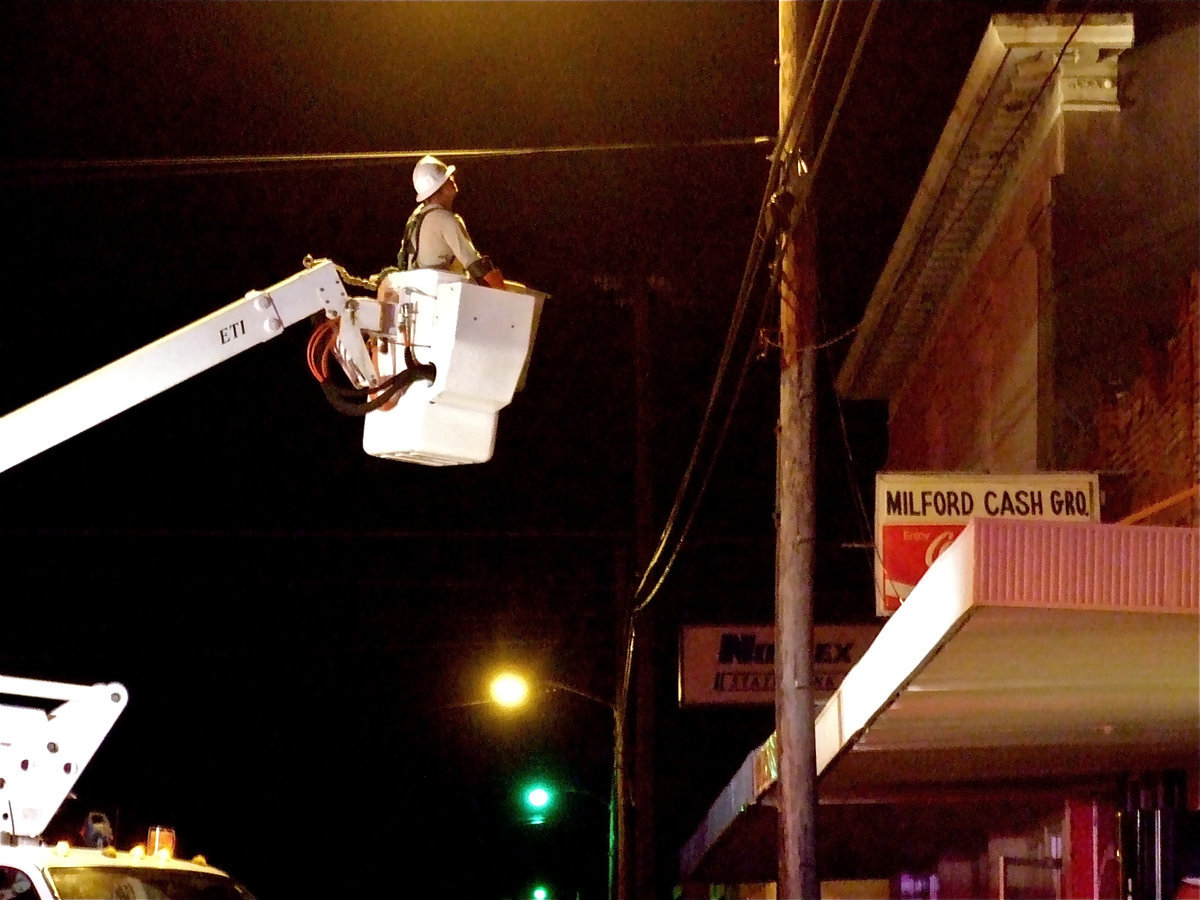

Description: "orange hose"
306 320 337 382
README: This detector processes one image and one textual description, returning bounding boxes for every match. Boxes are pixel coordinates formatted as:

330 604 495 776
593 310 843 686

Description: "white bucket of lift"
362 274 543 465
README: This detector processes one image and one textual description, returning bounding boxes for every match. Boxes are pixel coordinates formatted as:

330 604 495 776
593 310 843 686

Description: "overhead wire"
0 136 773 182
616 2 1096 821
632 0 880 617
631 243 787 617
631 0 843 607
617 1 885 740
816 297 877 563
613 1 846 792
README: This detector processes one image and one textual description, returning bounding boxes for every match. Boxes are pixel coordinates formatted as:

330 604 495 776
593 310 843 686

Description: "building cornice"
835 14 1133 400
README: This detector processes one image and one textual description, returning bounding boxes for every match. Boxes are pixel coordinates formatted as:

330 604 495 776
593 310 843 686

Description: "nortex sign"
874 472 1100 616
678 624 880 707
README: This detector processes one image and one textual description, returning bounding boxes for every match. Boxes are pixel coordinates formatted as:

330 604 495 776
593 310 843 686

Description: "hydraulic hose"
320 349 436 417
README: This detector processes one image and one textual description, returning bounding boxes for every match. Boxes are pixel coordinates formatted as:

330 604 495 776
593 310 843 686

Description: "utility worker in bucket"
399 155 506 289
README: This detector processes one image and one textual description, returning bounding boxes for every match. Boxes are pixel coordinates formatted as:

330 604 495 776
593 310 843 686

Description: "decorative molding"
836 14 1134 400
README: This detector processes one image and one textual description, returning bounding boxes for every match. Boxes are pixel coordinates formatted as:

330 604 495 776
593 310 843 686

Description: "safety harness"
395 204 499 285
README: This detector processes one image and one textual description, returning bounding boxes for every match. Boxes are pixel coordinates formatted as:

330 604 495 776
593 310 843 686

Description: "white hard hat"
413 155 455 202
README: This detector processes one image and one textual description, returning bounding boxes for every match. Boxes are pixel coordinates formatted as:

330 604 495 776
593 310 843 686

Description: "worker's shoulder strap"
398 203 438 271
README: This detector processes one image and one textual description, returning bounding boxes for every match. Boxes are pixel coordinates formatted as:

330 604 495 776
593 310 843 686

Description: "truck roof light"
146 826 175 859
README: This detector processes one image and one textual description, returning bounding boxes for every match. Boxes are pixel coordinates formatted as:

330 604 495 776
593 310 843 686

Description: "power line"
0 136 773 181
630 1 845 610
633 0 875 617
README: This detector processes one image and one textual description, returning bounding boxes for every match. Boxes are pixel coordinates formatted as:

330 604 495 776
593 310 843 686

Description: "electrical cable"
0 136 775 182
306 319 337 381
615 0 846 725
305 306 436 417
633 0 880 615
631 0 843 606
318 362 435 417
617 3 874 743
817 306 877 567
619 4 889 790
633 242 787 617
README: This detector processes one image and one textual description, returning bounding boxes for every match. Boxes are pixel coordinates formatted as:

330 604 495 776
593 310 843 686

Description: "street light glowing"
489 671 530 707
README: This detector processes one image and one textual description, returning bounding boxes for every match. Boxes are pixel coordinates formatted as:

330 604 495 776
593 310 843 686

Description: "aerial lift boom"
0 674 128 844
0 260 544 473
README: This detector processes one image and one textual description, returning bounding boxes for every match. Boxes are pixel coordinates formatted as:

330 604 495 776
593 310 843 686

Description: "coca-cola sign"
874 472 1099 615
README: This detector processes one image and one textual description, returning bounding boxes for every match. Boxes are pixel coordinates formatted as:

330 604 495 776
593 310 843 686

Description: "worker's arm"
424 209 505 288
468 255 506 289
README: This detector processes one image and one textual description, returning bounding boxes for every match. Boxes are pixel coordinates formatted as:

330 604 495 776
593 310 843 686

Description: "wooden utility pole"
776 212 819 899
601 273 659 900
776 3 821 898
611 544 627 900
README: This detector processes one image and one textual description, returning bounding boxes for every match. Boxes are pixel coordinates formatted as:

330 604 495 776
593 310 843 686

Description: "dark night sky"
5 1 1147 896
0 3 782 898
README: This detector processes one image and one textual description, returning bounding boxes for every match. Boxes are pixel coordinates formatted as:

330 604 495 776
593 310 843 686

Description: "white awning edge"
817 519 1199 777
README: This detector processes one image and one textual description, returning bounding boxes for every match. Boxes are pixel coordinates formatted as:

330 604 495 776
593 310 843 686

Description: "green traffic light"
521 782 555 825
532 888 548 900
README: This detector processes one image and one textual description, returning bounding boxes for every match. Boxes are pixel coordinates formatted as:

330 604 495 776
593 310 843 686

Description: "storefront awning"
681 519 1200 882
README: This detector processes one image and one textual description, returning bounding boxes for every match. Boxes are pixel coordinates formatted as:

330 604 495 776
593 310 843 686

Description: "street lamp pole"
543 680 615 713
489 673 620 900
544 681 620 900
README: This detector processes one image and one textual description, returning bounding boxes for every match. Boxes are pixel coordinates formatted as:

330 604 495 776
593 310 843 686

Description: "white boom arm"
0 261 348 474
0 260 544 472
0 674 128 842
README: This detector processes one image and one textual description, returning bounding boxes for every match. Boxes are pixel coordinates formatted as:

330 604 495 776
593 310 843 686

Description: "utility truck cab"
0 674 255 899
0 841 254 900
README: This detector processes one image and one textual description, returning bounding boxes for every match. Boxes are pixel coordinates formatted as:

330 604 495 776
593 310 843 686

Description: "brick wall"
886 126 1058 473
1095 271 1200 526
883 119 1199 529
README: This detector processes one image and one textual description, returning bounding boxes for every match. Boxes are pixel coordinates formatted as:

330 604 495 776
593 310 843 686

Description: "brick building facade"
681 10 1199 900
1097 272 1199 526
871 21 1199 529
